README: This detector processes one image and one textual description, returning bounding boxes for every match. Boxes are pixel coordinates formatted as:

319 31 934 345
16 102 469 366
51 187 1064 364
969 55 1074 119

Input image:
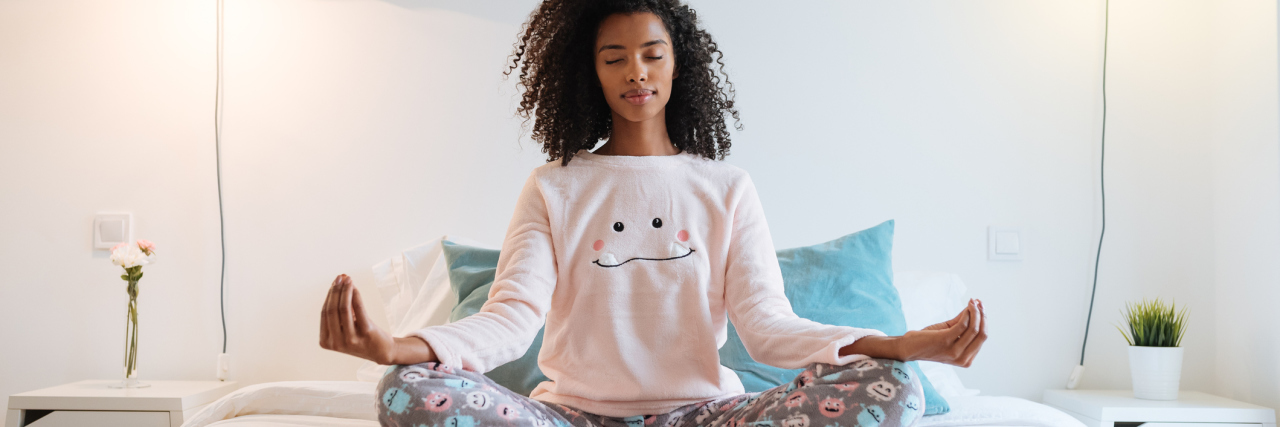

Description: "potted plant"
1117 298 1188 400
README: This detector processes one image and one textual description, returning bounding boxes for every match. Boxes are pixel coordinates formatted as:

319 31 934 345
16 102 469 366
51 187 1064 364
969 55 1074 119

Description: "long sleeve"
721 175 885 369
411 175 558 373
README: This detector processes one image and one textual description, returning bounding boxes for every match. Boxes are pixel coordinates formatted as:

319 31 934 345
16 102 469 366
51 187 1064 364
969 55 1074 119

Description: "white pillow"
358 236 489 381
893 271 980 397
893 271 969 330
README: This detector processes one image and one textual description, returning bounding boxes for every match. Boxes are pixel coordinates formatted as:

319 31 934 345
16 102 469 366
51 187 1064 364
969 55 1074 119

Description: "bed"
181 237 1085 427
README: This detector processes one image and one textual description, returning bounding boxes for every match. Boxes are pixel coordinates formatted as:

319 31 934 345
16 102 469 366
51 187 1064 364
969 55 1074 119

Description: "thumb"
352 286 372 331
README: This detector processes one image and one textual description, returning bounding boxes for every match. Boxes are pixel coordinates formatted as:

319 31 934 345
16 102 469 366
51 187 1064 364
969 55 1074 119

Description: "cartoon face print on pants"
833 382 860 393
495 404 520 420
465 391 493 410
781 414 810 427
425 362 454 374
898 393 922 425
783 391 809 409
851 359 879 373
866 379 898 402
817 397 846 418
444 415 476 427
399 366 431 382
422 392 452 412
889 361 913 384
592 216 694 268
856 405 885 427
442 379 476 389
795 370 816 388
380 385 413 415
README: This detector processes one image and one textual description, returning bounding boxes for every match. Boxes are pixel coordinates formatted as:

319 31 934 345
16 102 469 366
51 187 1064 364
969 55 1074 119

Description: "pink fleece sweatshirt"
412 150 884 417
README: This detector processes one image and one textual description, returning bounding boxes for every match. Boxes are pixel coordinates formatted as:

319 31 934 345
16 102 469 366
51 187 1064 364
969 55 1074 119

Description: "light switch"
995 231 1020 254
988 226 1023 261
94 213 132 249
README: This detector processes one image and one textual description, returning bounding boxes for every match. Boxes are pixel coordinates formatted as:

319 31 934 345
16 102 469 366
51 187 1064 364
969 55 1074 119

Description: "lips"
623 89 656 105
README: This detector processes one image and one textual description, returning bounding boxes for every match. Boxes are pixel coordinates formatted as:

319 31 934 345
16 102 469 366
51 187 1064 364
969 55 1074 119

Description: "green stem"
124 281 139 378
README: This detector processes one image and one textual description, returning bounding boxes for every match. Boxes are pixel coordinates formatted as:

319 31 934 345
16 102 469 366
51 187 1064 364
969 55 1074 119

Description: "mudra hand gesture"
899 298 987 367
842 298 988 367
320 274 436 365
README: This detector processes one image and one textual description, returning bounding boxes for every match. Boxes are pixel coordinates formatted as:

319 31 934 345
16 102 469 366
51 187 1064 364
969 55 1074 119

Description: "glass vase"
109 280 149 389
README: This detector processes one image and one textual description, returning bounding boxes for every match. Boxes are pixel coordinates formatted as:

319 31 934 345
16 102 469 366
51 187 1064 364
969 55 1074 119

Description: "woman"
320 1 987 426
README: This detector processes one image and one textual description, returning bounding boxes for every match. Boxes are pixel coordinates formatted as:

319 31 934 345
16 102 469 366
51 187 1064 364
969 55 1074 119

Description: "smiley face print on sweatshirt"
591 216 694 268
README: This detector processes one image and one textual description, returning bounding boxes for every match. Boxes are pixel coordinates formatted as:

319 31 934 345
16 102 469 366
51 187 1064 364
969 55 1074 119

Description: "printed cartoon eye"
652 218 663 228
613 222 625 232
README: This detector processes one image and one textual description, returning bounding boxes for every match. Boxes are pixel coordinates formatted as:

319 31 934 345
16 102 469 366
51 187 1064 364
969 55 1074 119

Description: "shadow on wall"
372 0 541 25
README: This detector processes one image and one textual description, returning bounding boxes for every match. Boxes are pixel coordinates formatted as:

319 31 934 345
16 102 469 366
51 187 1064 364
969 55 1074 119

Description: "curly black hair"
505 0 741 165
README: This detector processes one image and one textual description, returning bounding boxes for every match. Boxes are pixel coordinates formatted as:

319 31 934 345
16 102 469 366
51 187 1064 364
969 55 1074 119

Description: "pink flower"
136 239 155 255
111 242 128 253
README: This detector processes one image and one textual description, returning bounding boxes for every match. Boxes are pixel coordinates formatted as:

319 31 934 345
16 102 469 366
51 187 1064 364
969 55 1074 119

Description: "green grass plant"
1117 298 1188 347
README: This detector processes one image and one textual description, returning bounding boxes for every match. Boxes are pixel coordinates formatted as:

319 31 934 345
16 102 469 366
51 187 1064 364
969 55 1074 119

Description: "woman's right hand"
320 274 436 365
896 299 987 367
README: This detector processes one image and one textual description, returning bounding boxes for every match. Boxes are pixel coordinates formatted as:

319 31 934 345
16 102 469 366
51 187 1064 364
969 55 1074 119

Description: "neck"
594 110 678 156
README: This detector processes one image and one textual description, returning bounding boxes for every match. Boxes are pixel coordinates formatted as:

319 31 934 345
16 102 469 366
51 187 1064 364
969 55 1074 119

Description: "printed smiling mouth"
593 246 695 268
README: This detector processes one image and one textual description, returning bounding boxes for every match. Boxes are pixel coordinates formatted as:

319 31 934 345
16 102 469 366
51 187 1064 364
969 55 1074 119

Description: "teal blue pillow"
441 240 550 397
717 220 950 415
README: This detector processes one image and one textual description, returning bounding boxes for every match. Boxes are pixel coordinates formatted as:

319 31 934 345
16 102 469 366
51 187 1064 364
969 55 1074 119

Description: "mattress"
184 381 1084 427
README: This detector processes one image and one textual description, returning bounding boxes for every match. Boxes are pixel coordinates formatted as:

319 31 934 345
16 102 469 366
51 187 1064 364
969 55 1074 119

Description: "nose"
627 62 647 83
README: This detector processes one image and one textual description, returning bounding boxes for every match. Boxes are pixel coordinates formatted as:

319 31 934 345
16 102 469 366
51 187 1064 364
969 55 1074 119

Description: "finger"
352 285 370 332
960 320 988 366
338 275 356 341
946 309 970 340
324 275 346 348
967 299 977 332
955 302 982 348
320 277 337 346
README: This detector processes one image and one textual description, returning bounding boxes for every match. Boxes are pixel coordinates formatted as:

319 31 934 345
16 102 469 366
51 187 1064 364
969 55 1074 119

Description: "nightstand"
1044 389 1276 427
5 380 238 427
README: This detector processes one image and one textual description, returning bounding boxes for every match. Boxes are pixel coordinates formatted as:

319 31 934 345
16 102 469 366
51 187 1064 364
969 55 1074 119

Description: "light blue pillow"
441 240 549 397
717 220 950 415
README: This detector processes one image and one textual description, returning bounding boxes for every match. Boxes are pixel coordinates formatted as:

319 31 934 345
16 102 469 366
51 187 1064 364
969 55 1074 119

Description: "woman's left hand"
897 299 987 367
838 298 987 367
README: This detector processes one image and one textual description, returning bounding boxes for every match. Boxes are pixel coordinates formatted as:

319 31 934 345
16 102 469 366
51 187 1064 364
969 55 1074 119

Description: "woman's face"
594 12 677 124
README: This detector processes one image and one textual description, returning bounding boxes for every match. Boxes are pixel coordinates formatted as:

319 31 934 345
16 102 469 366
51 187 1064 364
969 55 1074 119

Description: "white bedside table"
5 380 238 427
1044 389 1276 427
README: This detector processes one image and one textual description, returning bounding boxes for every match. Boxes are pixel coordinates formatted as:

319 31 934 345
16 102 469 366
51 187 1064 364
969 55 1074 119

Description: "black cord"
1080 0 1109 367
216 0 228 354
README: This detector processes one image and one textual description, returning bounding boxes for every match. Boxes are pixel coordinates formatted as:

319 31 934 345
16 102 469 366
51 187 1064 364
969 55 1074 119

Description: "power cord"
215 0 230 381
1068 0 1109 389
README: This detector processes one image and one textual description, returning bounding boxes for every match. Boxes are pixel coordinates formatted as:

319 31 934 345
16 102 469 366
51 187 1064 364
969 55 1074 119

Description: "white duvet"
182 381 1083 427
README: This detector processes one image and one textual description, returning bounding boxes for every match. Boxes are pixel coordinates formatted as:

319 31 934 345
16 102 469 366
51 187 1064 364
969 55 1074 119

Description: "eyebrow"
597 39 668 53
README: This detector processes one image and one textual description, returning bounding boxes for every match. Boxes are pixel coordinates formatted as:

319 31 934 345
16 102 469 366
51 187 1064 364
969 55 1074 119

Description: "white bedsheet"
917 396 1084 427
185 381 1083 427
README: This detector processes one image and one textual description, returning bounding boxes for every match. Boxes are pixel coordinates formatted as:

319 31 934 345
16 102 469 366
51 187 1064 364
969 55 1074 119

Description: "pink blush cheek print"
593 240 604 251
677 230 689 242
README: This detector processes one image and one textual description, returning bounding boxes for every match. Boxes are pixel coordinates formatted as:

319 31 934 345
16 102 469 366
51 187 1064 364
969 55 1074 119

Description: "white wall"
1209 0 1280 411
1 0 1276 410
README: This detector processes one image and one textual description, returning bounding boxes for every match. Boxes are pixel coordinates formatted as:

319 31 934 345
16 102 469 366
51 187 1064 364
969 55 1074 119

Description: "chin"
613 104 666 123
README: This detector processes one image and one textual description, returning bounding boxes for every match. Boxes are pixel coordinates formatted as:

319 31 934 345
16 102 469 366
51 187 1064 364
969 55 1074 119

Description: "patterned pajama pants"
376 358 924 427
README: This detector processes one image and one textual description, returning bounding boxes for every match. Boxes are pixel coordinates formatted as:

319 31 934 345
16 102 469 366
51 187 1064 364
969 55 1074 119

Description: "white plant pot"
1128 346 1183 400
